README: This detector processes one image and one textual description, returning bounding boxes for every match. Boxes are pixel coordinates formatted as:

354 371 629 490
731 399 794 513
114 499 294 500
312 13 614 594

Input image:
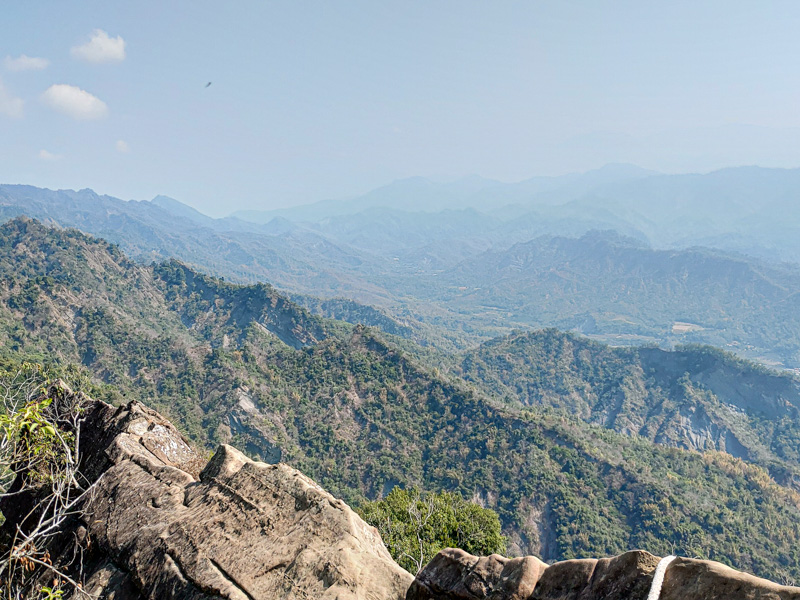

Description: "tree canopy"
358 487 506 574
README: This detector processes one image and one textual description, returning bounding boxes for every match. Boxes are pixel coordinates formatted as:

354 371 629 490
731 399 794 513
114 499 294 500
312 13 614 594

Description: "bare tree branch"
0 370 96 599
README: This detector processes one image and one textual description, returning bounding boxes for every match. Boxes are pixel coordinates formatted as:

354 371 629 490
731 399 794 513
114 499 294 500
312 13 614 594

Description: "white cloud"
71 29 126 64
41 84 108 120
38 149 62 161
115 140 129 153
0 78 24 118
4 54 50 72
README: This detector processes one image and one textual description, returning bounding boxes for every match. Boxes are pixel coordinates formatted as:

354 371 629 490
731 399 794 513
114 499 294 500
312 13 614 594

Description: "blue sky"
2 1 800 216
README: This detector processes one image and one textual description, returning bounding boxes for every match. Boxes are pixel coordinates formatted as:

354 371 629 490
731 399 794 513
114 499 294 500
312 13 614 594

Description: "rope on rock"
646 555 677 600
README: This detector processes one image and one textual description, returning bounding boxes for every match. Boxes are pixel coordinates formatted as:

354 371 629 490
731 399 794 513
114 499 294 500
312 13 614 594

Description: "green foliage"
0 363 76 483
0 364 85 490
1 396 59 454
0 362 93 598
358 487 506 573
3 219 800 582
38 586 64 600
458 328 800 482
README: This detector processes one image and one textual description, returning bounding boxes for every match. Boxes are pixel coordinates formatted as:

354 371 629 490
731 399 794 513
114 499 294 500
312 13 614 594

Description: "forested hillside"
6 184 800 366
459 329 800 487
436 231 800 366
3 218 800 581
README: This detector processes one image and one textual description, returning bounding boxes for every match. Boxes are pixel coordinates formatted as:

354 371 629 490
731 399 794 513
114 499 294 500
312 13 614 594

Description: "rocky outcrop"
408 548 800 600
3 391 412 599
5 385 800 600
406 549 548 600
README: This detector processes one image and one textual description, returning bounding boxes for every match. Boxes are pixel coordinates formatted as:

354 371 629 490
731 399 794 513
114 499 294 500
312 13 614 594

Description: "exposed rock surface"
2 391 412 599
408 548 800 600
5 385 800 600
407 549 547 600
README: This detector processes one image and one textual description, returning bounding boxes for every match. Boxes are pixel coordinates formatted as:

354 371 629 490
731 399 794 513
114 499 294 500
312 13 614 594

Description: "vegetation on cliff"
358 488 506 574
458 329 800 482
2 219 800 581
0 363 97 599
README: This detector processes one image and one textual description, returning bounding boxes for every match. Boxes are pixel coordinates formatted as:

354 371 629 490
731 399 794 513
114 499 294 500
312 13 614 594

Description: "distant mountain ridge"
5 169 800 366
0 183 414 327
432 230 800 365
231 164 800 265
232 163 658 222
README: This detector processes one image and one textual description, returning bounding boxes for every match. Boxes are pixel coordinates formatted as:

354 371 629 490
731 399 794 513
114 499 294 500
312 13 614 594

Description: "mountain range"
3 217 800 581
234 164 800 265
5 170 800 366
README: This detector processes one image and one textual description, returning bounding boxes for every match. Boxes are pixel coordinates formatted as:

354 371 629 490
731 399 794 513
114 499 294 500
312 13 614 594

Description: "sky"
2 1 800 216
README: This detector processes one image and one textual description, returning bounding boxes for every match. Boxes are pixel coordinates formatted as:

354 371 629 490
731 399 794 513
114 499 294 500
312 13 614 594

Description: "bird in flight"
205 82 212 88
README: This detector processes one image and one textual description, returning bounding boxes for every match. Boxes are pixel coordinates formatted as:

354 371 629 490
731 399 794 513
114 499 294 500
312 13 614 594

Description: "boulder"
410 549 800 600
407 548 547 600
3 392 412 599
660 557 800 600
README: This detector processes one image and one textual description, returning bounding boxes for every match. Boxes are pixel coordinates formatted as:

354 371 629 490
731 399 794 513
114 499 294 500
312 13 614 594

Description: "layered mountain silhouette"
5 174 800 366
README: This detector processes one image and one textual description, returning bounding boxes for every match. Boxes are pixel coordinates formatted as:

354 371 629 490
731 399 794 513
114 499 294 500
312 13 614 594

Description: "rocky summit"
2 386 412 599
4 385 800 599
408 548 800 600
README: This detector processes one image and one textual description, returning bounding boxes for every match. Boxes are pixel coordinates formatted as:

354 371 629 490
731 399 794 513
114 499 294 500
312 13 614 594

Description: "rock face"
408 548 800 600
406 549 548 600
4 393 412 599
5 386 800 600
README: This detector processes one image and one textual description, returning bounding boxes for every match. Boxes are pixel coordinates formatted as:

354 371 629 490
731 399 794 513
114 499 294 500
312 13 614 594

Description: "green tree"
358 487 506 574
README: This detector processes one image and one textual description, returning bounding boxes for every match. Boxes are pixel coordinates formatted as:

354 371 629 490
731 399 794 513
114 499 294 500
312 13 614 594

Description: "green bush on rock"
358 487 506 574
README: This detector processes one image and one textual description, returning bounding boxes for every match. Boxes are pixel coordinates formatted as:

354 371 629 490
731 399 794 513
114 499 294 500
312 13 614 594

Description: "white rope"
646 555 677 600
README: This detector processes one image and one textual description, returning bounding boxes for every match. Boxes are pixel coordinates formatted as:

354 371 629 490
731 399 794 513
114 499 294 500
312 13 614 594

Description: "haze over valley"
5 163 800 368
5 3 800 598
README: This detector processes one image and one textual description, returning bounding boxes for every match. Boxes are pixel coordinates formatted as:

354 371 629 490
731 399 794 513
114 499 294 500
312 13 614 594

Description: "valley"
5 6 800 597
3 217 800 581
6 173 800 367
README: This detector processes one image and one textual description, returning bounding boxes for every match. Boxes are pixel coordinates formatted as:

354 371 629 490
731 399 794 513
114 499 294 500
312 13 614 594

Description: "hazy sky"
3 1 800 216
